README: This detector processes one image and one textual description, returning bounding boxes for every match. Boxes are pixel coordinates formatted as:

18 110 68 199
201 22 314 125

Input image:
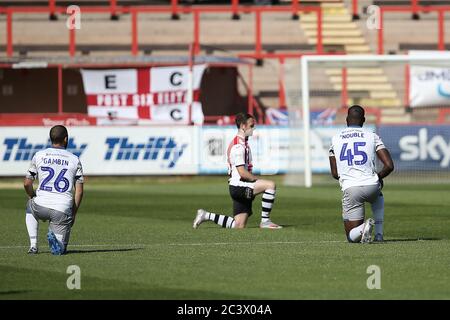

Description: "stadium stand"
299 1 406 123
354 0 450 123
0 2 317 112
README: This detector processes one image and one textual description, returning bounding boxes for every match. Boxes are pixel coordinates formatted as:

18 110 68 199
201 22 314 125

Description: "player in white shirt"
329 105 394 243
193 113 282 229
24 125 84 255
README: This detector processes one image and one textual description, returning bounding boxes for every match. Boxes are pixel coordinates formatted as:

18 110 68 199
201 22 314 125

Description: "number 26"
39 167 70 193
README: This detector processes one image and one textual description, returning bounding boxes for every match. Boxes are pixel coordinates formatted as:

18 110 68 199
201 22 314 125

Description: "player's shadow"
379 237 442 243
66 248 143 254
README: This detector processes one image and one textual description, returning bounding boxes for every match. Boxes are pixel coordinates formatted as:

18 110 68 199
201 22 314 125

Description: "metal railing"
352 0 450 20
23 0 305 20
0 4 324 59
377 5 449 54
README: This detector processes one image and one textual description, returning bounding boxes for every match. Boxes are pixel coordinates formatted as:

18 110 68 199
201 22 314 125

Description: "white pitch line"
0 240 344 250
168 240 345 246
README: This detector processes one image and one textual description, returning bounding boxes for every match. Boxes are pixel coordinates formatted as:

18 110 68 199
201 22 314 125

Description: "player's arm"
72 160 84 225
328 143 339 180
236 166 258 182
24 155 37 199
376 148 394 180
374 134 394 181
329 156 339 180
232 144 258 182
23 178 36 199
72 182 83 224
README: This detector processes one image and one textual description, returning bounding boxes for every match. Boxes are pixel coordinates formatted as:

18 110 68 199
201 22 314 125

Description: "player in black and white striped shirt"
193 113 282 229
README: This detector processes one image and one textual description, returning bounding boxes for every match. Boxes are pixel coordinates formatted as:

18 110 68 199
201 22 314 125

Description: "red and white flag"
81 65 206 125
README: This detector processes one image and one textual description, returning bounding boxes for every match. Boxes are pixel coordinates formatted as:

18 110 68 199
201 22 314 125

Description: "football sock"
25 213 38 248
371 194 384 237
206 212 235 229
348 223 365 242
261 189 276 223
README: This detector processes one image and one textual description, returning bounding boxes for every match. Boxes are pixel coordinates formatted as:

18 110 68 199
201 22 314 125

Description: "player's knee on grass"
344 219 364 243
346 234 359 243
234 214 248 228
234 222 245 229
50 218 71 254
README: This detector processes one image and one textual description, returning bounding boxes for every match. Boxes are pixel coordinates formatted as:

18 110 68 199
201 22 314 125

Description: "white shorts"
26 199 73 245
342 184 382 221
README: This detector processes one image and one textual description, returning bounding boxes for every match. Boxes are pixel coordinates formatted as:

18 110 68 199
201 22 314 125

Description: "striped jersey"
329 126 385 191
26 147 84 215
227 135 253 186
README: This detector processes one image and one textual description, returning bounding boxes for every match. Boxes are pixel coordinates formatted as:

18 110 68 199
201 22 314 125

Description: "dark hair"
347 105 365 121
49 125 68 145
235 113 254 129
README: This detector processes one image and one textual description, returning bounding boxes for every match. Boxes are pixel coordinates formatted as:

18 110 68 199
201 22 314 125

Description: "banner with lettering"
409 51 450 108
81 65 207 125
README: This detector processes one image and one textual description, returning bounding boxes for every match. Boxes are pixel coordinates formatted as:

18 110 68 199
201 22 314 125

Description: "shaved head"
346 105 365 127
49 125 68 147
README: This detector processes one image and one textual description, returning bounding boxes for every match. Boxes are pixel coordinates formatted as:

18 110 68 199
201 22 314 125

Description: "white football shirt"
329 126 385 191
227 135 254 187
26 147 84 214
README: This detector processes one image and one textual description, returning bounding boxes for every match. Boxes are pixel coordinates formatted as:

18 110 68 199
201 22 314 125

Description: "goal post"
285 53 450 188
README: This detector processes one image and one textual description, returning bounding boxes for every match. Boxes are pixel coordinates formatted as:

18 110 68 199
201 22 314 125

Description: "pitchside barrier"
1 124 449 180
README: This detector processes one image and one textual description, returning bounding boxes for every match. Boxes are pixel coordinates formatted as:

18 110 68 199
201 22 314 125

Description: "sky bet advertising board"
379 125 450 171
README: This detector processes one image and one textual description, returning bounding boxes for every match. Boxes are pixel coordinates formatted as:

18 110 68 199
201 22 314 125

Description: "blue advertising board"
379 125 450 171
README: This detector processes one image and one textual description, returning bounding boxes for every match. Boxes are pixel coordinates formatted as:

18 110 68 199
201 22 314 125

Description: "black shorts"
229 185 255 217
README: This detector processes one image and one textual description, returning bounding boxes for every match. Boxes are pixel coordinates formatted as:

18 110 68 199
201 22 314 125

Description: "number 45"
340 142 368 166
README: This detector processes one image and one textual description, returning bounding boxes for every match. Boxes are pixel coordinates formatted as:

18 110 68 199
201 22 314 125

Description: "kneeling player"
193 113 282 229
329 105 394 243
24 125 84 255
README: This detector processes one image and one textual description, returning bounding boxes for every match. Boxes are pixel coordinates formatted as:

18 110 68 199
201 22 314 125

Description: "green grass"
0 176 449 300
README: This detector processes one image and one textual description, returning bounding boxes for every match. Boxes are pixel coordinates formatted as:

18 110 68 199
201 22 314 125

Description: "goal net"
284 53 450 187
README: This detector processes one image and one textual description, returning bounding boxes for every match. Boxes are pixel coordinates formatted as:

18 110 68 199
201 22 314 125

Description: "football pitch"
1 176 449 300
